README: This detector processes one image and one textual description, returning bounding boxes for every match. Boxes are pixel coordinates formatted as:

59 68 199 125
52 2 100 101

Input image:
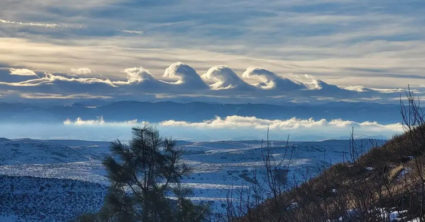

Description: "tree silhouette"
83 126 209 222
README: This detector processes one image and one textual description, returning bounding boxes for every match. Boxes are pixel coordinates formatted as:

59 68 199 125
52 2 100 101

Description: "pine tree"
80 126 209 222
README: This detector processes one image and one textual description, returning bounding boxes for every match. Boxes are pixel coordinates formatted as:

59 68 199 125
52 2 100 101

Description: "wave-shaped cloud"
242 67 304 90
162 62 208 89
202 66 253 90
124 67 154 84
0 63 399 103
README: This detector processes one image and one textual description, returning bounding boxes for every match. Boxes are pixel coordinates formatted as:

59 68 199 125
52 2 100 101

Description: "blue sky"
0 0 425 102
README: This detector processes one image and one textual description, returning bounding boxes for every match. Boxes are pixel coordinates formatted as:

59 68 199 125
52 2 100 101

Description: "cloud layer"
62 115 403 141
160 116 402 132
0 63 401 103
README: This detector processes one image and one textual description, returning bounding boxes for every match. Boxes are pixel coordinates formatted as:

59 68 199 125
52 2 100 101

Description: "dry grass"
237 128 425 222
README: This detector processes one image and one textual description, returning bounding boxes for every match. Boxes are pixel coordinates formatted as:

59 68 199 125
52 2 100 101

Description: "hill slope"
241 127 425 221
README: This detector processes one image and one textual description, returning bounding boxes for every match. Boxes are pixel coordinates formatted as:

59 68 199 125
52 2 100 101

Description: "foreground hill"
242 127 425 221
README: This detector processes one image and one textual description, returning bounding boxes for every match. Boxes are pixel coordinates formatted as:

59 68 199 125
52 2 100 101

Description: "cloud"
0 67 38 83
64 116 143 126
0 36 424 90
160 115 403 140
7 73 115 87
121 30 144 35
0 19 58 28
162 62 208 89
9 68 37 76
242 67 303 90
123 67 155 83
202 66 253 90
161 115 402 132
288 74 322 90
20 93 111 99
60 115 403 140
0 63 402 103
0 72 120 100
120 67 172 92
0 0 424 91
70 68 92 75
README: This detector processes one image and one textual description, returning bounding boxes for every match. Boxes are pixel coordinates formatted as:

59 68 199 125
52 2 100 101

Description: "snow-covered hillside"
0 175 107 222
0 138 384 221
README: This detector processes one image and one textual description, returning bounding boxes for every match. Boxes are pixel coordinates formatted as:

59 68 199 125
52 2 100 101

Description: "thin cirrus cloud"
121 30 144 35
0 19 58 28
20 93 112 100
0 62 401 103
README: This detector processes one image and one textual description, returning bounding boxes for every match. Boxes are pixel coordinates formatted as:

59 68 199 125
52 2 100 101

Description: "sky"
0 0 424 140
0 1 424 101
